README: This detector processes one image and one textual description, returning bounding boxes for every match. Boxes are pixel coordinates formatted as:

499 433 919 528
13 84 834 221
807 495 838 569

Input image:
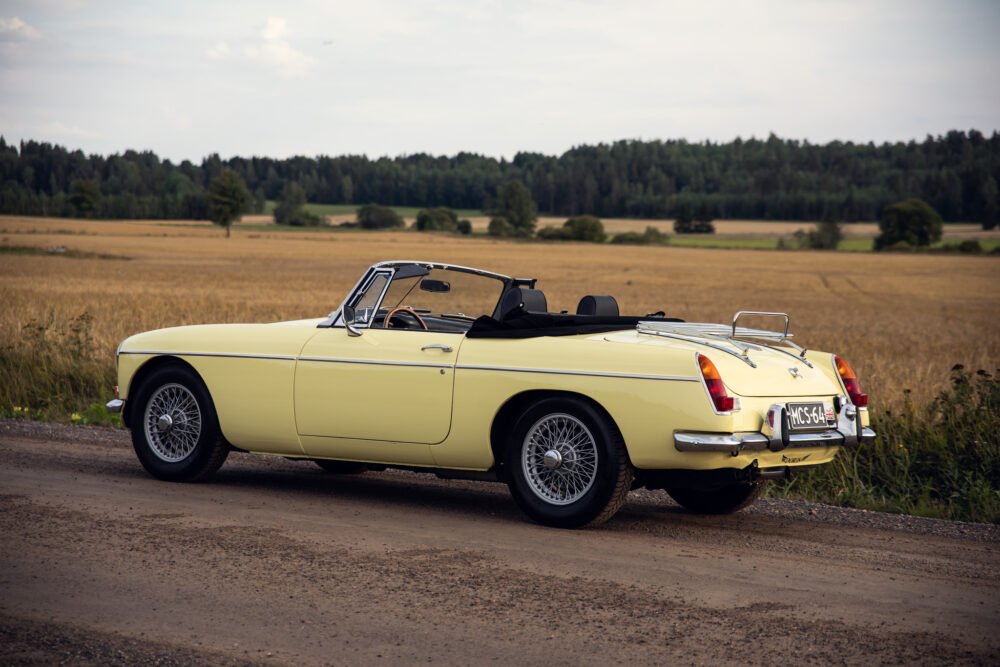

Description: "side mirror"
343 306 362 337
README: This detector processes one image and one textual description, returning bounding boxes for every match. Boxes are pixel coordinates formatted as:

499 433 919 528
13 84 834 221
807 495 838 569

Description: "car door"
294 326 460 446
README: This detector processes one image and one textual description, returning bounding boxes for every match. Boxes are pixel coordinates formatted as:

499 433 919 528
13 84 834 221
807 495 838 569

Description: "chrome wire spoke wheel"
143 382 202 463
521 413 598 506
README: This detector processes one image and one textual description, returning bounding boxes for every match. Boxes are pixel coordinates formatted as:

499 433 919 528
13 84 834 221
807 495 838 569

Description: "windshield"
346 266 507 332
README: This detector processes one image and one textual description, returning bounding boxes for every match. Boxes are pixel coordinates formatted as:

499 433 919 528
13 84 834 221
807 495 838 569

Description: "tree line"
1 130 997 226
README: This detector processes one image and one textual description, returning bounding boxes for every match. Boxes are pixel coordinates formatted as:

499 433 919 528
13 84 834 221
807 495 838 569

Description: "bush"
958 240 983 254
564 215 606 242
610 226 669 246
875 198 943 251
357 204 404 230
487 216 515 237
456 219 472 235
773 366 1000 524
414 207 458 232
284 210 323 227
806 217 843 249
674 203 715 234
536 216 606 243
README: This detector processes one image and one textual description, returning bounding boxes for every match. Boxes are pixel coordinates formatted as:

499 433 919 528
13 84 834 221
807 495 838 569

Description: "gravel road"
1 419 997 665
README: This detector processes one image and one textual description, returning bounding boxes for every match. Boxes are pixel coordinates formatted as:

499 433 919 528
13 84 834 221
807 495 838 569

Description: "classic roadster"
108 260 874 527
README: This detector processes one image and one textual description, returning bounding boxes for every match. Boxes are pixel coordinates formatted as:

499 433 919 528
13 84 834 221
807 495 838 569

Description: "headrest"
576 295 619 317
498 287 548 319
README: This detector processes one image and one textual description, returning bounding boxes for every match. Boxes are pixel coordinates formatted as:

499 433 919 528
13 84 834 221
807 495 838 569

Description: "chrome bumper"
674 427 876 455
675 401 875 456
105 398 124 414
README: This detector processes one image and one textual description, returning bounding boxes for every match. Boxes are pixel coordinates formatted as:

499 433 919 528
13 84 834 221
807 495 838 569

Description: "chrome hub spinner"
157 413 174 432
543 449 563 469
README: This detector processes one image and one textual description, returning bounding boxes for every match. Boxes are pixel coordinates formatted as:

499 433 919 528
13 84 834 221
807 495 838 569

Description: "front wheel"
666 481 767 514
505 397 633 528
130 365 229 482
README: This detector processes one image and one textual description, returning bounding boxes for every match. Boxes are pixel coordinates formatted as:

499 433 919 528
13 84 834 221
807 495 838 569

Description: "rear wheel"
666 481 767 514
130 365 229 482
505 397 633 528
314 460 368 475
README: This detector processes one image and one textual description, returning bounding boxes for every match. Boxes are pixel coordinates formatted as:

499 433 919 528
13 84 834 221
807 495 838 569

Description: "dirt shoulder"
2 419 998 665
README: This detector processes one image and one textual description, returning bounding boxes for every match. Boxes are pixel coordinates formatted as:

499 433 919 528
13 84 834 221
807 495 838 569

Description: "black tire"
505 397 633 528
666 480 768 514
314 460 368 475
129 364 229 482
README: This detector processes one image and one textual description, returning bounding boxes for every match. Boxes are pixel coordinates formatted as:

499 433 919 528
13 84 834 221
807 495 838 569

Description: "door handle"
421 344 453 353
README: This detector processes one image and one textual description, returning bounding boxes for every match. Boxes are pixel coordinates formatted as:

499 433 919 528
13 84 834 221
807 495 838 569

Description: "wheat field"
2 215 999 412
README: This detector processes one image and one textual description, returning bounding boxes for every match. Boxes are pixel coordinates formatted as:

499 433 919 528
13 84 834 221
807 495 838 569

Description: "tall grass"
773 366 1000 523
0 310 119 425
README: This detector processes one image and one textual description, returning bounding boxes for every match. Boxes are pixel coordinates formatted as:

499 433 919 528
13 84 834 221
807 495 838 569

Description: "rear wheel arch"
489 390 627 476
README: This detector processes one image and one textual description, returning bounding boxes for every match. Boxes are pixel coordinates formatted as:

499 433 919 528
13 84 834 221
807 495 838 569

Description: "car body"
109 260 874 527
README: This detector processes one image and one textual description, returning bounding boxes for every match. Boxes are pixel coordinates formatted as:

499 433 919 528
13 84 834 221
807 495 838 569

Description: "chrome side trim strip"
120 350 296 361
456 364 698 382
297 356 452 370
118 351 697 380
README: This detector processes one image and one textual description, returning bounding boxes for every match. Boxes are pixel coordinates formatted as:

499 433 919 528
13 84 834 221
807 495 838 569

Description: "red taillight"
834 355 868 408
698 354 734 413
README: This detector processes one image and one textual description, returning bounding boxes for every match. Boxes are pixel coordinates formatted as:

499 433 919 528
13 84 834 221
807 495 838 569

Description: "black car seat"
576 295 619 316
497 287 548 319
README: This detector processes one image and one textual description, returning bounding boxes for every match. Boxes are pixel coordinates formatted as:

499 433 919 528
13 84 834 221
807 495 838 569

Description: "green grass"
262 201 483 219
669 237 779 250
837 238 874 252
771 366 1000 523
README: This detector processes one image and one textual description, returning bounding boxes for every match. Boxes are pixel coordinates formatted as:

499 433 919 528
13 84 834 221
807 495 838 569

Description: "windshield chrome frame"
318 261 516 329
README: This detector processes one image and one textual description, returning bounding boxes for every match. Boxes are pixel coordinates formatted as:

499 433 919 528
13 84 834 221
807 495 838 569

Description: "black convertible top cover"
466 310 683 339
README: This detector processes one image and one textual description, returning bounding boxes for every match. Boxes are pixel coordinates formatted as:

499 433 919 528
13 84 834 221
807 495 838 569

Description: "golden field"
2 214 999 412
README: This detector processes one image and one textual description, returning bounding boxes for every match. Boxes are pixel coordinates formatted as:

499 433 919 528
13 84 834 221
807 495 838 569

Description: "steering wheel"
383 306 429 330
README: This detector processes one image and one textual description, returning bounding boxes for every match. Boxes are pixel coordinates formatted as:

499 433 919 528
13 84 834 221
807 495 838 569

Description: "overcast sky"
1 0 998 162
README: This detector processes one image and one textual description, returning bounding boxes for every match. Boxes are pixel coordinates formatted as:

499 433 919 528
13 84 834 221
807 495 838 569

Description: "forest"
1 130 997 225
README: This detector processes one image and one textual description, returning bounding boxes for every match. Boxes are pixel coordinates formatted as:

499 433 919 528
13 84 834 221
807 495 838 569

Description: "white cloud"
37 121 96 138
205 41 229 59
244 16 313 77
161 105 193 131
0 16 41 40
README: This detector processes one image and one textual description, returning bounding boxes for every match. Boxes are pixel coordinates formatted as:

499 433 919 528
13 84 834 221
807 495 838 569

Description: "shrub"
875 198 943 250
536 216 606 242
414 207 458 232
774 365 1000 524
610 226 669 246
357 204 404 230
674 203 715 234
487 216 515 237
958 240 983 254
285 210 323 227
456 219 472 235
806 216 843 249
564 215 606 242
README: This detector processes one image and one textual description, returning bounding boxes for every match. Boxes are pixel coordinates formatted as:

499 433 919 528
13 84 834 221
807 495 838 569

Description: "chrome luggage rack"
637 311 812 368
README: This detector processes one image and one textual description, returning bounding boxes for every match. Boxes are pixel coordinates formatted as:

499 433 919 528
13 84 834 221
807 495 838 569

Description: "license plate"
786 402 828 430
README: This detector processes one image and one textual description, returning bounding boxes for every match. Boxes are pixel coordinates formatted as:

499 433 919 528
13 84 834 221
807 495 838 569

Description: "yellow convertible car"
108 260 874 528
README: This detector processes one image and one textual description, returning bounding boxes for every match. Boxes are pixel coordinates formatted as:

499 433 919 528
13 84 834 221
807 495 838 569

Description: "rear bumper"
674 427 875 455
